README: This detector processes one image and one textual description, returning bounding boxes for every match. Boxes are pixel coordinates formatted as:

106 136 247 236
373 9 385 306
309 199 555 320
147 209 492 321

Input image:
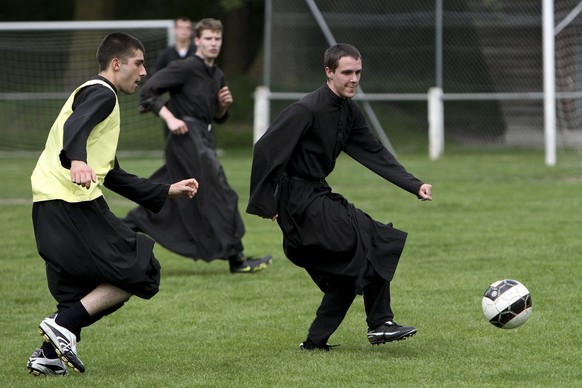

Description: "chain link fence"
0 21 172 152
262 0 582 154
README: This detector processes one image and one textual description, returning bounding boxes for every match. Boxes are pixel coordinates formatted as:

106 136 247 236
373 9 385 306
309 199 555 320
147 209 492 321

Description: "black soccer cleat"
230 255 272 274
299 340 337 351
367 321 417 345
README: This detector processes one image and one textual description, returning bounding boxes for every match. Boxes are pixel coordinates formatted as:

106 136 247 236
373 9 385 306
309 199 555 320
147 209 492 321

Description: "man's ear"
325 67 333 79
111 58 121 71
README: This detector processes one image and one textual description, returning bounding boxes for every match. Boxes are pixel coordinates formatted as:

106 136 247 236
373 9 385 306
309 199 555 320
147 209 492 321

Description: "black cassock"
124 117 244 261
124 56 244 261
247 84 424 291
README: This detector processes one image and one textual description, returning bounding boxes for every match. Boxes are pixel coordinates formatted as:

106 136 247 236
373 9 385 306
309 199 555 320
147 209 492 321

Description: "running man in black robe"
247 43 433 350
124 18 271 273
27 33 198 376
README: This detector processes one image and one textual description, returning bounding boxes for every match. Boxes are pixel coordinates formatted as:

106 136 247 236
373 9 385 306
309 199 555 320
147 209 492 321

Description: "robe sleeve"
139 62 187 115
104 158 170 213
213 74 230 124
246 103 312 218
343 107 424 196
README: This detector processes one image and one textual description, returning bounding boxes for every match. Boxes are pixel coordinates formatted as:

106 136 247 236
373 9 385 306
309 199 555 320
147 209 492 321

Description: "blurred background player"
150 17 196 141
124 18 271 273
154 16 195 73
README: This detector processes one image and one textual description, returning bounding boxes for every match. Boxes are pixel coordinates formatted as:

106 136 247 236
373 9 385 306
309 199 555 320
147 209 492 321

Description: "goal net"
264 0 582 153
0 20 173 152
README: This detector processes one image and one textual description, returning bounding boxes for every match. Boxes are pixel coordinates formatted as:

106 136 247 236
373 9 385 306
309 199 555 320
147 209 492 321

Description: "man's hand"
167 117 188 135
159 106 188 135
217 86 233 109
70 160 97 189
169 178 199 199
418 183 432 201
216 86 233 119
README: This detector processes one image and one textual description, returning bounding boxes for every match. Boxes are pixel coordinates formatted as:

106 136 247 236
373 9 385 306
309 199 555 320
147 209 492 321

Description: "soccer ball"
481 279 532 329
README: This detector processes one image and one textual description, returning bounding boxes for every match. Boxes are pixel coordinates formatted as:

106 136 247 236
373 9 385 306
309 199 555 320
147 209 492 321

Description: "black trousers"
306 269 393 346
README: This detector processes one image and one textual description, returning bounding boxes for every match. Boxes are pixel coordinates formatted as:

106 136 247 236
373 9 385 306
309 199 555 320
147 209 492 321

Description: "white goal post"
256 0 582 166
0 20 174 152
0 19 174 41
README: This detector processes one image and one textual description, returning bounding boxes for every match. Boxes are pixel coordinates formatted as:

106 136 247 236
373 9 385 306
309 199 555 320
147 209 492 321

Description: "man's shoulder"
179 55 204 69
157 55 197 75
297 87 327 107
76 78 116 100
158 46 178 57
71 78 117 115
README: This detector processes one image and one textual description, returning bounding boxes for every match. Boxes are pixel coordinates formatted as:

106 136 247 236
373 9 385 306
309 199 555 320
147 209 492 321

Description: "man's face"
117 49 147 95
175 20 193 43
325 56 362 99
195 30 222 61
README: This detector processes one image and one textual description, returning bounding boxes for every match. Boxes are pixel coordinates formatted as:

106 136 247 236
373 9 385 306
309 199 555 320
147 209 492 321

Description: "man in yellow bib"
27 32 199 376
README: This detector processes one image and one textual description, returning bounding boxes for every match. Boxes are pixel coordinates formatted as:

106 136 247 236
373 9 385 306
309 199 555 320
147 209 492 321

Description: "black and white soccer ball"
482 279 532 329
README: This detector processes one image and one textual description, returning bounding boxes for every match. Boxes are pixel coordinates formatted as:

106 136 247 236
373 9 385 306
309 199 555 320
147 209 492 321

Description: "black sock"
41 341 58 358
55 302 91 341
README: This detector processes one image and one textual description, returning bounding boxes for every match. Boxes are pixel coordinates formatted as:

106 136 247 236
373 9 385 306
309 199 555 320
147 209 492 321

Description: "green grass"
1 149 581 387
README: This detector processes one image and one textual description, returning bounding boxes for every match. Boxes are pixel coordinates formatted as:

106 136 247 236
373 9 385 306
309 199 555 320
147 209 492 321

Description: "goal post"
0 20 174 152
428 87 444 160
257 0 582 164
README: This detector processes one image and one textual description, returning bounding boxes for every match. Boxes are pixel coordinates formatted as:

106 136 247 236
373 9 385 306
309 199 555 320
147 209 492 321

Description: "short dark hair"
324 43 361 71
175 16 191 25
96 32 145 71
194 18 223 38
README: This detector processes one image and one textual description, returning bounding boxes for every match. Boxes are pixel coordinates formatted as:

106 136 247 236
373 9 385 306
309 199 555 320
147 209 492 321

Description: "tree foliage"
1 0 264 76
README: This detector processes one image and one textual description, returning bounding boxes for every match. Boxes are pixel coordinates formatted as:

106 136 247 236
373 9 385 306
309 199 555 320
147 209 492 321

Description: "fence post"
428 87 444 160
253 86 270 144
542 0 556 166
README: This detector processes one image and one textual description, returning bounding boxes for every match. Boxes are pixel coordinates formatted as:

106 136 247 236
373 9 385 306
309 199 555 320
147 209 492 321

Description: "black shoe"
299 340 337 351
367 321 417 345
229 255 272 274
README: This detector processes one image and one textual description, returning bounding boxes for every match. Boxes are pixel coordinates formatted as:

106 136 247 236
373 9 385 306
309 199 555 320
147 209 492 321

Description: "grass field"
1 149 581 387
